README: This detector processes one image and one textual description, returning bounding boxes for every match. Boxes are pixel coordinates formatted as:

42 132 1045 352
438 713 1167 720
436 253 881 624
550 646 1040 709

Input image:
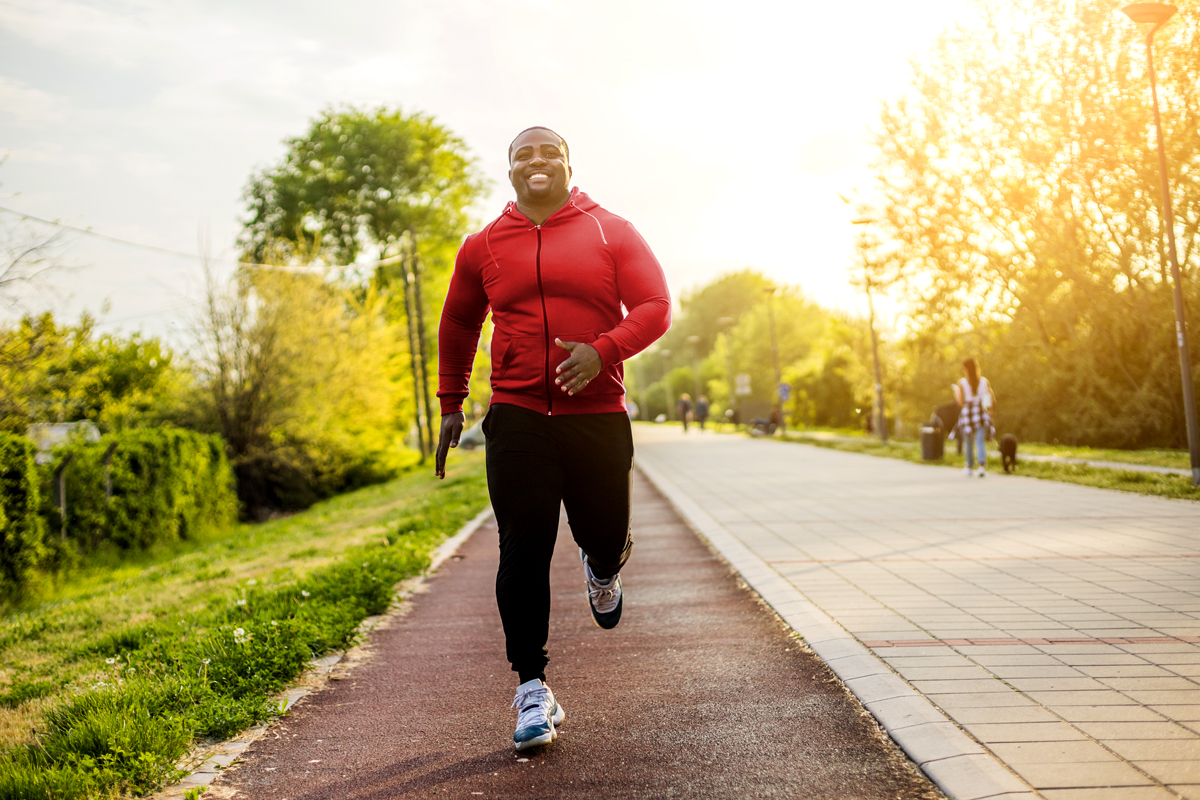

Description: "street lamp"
763 287 785 435
851 217 889 446
718 316 738 424
660 349 674 422
686 335 702 403
1122 3 1200 486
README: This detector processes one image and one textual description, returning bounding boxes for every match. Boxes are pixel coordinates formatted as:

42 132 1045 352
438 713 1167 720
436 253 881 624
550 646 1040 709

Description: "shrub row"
0 428 238 596
0 472 485 799
46 428 237 554
0 434 45 596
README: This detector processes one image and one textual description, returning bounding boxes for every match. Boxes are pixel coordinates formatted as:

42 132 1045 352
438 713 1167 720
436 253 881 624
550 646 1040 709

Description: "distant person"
952 357 995 477
435 126 671 752
676 393 696 431
695 395 710 431
626 398 640 421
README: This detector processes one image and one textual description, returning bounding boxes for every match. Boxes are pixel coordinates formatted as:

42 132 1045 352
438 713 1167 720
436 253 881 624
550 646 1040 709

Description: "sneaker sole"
514 703 564 751
514 727 555 751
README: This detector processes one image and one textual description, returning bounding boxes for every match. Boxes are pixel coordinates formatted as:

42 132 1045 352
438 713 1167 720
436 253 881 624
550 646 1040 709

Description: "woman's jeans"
965 427 988 468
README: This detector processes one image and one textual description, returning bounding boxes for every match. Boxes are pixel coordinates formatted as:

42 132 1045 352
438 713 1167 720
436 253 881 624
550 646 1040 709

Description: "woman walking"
953 358 995 477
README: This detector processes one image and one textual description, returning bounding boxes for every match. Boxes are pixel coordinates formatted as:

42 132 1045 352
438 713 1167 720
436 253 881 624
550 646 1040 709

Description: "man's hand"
554 339 602 396
435 412 465 479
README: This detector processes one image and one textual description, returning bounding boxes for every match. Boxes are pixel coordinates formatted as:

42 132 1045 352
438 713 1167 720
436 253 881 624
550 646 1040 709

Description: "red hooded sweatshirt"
438 187 671 416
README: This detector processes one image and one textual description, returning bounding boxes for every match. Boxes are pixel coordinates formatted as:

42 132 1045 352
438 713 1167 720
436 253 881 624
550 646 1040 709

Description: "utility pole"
866 277 888 445
763 287 785 435
718 316 737 425
661 349 674 421
396 239 426 460
410 230 436 459
851 217 889 445
687 335 702 402
1121 3 1200 486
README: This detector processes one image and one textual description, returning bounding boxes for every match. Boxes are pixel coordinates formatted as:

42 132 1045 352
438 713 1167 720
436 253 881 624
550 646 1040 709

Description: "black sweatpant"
483 403 634 684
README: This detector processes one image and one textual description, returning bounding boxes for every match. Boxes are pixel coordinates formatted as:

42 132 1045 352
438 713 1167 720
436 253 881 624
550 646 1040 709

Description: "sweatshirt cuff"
439 394 466 416
592 335 620 369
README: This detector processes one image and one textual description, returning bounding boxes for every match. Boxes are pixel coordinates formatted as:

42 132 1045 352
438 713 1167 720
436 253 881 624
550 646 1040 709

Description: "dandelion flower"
301 590 311 598
236 599 247 606
234 628 245 637
202 658 211 665
105 658 115 665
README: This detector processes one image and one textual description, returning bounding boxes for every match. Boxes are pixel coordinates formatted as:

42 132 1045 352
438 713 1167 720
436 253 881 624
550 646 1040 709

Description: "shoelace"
512 686 551 730
587 575 620 613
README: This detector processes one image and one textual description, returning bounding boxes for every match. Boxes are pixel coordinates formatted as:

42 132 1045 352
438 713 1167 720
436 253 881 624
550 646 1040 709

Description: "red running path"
212 471 941 799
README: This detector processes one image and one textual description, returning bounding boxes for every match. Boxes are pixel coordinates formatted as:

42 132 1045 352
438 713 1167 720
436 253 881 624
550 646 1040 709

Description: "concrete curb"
153 505 495 799
634 459 1036 800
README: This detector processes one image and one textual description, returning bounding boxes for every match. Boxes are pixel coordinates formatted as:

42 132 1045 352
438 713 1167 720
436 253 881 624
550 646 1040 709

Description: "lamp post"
763 287 785 435
686 335 702 403
851 218 889 445
1122 3 1200 486
718 316 737 425
660 349 674 422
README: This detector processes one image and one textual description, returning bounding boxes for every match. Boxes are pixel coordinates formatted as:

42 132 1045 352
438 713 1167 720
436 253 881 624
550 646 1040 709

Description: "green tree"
192 264 406 518
240 107 488 266
239 107 491 457
867 0 1200 447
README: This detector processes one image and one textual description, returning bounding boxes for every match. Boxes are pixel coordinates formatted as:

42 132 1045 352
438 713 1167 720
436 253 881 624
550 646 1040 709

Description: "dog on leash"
999 433 1018 474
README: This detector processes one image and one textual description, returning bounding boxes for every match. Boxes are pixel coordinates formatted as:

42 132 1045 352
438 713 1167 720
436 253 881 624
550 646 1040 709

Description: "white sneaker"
580 548 623 629
963 466 972 476
511 679 565 751
976 466 986 477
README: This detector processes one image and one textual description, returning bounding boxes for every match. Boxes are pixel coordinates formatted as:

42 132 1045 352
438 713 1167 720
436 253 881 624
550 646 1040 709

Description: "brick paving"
633 425 1200 800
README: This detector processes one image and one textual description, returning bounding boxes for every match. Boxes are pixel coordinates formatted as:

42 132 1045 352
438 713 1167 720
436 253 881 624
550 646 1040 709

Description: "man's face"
508 129 571 206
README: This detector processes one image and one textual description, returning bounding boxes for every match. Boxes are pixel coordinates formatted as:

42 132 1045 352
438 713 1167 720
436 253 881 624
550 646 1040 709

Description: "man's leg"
559 412 634 581
485 404 564 683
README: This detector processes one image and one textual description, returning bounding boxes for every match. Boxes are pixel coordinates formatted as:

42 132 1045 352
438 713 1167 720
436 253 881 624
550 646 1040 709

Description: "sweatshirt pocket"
493 334 544 394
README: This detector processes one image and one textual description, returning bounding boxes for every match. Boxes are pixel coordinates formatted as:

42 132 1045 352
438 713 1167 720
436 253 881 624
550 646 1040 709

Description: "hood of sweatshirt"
484 187 608 270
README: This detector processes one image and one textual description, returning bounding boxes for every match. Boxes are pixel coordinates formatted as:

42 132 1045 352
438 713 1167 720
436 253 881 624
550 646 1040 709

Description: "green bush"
45 428 237 553
0 434 45 596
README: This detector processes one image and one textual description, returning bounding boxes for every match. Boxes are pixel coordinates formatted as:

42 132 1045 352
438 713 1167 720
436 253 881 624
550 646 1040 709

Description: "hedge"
46 427 237 553
0 434 45 596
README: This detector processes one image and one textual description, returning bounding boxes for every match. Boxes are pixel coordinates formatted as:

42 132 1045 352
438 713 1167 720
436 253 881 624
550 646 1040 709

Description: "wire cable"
0 204 404 270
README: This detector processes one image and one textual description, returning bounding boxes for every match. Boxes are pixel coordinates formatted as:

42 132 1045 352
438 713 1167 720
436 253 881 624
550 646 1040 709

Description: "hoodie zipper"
534 226 553 415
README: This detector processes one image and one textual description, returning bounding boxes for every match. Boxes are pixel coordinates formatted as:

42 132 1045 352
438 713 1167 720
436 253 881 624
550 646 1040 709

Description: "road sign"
735 373 751 396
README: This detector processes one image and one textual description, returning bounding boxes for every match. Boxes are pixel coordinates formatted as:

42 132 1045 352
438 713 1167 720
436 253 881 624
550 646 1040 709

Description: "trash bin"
920 425 944 461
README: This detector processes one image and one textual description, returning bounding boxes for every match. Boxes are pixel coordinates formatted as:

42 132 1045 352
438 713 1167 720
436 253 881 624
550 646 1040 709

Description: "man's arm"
435 243 489 478
589 221 671 367
553 221 670 394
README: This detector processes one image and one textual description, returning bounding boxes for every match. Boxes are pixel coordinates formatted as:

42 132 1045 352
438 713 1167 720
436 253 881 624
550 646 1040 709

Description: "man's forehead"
511 131 565 152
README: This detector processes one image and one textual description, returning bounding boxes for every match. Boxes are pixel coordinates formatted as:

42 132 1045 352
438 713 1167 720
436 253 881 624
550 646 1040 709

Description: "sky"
0 0 973 349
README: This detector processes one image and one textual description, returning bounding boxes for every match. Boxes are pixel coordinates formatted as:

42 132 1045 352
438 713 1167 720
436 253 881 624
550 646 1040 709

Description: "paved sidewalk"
209 470 940 799
634 425 1200 800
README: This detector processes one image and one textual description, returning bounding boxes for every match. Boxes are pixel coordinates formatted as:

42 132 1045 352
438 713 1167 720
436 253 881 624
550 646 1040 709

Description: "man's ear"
568 165 573 180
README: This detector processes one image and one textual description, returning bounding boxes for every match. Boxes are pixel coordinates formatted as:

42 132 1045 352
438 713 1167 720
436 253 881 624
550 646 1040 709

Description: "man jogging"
435 126 671 751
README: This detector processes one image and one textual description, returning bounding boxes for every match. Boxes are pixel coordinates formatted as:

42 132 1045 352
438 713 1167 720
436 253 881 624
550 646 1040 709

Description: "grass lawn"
778 434 1200 501
0 451 488 798
781 427 1192 470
